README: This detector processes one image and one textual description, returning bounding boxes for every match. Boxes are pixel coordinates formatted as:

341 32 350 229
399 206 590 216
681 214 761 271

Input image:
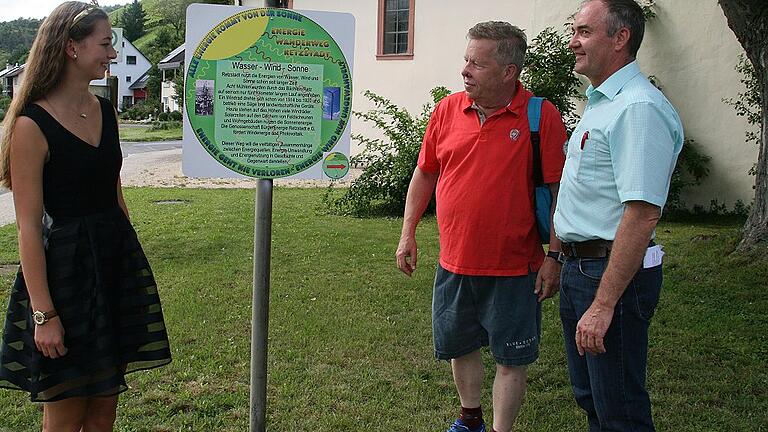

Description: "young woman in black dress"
0 2 171 430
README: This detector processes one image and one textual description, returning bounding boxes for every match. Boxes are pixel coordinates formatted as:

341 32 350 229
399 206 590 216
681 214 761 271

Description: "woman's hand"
34 317 67 359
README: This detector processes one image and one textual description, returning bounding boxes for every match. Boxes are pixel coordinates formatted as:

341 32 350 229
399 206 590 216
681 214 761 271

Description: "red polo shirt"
418 82 567 276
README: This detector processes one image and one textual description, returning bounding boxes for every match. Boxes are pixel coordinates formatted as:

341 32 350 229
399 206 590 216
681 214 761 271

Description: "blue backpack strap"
527 96 543 133
528 97 545 186
527 96 551 244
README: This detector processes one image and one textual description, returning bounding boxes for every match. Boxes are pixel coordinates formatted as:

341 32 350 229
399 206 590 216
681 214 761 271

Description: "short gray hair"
582 0 645 58
467 21 527 70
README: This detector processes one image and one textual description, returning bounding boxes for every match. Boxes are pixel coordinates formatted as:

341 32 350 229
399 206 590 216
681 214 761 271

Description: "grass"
0 188 766 431
118 124 182 142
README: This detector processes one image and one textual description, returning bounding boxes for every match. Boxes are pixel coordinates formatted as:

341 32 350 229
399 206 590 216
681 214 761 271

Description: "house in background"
129 71 149 107
90 38 151 111
158 44 185 113
0 64 25 98
232 0 756 209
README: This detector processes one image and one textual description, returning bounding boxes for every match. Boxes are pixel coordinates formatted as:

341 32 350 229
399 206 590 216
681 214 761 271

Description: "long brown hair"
0 1 108 189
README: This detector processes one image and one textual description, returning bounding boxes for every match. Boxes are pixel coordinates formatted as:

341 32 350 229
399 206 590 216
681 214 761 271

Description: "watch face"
33 311 45 325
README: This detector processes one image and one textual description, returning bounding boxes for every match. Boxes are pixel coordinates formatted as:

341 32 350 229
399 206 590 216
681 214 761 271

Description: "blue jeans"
559 257 662 432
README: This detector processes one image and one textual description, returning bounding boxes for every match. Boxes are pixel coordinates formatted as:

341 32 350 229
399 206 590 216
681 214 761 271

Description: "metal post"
107 75 118 110
251 1 284 428
250 179 273 432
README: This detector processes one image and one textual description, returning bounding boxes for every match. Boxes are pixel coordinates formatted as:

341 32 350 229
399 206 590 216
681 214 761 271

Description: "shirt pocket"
576 134 603 183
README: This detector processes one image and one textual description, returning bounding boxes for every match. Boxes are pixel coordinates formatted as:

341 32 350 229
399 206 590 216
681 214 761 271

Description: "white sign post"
111 27 123 63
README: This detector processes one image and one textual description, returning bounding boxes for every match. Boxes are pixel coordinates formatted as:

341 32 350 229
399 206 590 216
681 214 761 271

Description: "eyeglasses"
71 0 101 30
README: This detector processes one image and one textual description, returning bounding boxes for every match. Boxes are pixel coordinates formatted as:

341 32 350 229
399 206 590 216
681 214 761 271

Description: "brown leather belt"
561 239 613 258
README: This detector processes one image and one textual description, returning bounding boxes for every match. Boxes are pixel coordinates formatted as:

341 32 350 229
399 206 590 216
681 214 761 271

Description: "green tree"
725 54 762 176
521 27 583 130
324 87 450 217
144 0 232 38
719 0 768 250
172 68 184 113
121 0 146 42
143 27 183 108
0 18 40 56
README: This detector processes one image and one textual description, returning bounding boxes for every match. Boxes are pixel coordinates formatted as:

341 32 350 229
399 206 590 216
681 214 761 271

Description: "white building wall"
239 0 757 208
12 71 24 98
161 73 180 113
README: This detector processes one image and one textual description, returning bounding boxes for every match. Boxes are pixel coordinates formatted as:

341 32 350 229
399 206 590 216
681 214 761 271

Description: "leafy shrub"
665 138 712 214
148 120 182 131
120 98 160 120
724 54 762 175
0 96 11 121
522 27 583 130
156 110 182 121
323 87 450 217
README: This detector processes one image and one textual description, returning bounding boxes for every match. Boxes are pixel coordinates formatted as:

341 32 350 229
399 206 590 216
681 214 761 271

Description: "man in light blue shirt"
553 1 683 430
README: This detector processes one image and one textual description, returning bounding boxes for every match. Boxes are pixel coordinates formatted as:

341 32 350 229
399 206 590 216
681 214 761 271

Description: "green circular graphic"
322 152 349 179
186 8 352 178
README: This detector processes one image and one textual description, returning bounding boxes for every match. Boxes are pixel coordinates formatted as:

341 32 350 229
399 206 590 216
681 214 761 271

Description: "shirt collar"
462 80 527 116
585 60 642 101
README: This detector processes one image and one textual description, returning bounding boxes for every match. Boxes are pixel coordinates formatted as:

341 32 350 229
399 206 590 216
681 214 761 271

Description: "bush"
157 110 182 122
0 96 11 122
120 98 160 121
522 27 584 130
323 87 450 217
724 54 762 176
665 138 712 215
148 120 182 131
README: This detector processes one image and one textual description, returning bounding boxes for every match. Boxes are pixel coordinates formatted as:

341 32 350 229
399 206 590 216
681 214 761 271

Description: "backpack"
527 96 552 244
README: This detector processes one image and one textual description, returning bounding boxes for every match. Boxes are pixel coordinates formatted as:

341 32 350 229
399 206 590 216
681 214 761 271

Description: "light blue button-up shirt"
554 61 684 242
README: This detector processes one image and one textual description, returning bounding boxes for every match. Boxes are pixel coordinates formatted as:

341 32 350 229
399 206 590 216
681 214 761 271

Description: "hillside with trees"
0 0 230 113
0 18 41 67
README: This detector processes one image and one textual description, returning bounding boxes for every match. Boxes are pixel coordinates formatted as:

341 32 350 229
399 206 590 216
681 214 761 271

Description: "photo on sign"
195 80 215 116
322 87 340 120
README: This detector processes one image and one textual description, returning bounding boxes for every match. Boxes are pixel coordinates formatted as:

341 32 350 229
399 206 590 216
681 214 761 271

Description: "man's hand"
574 200 660 356
575 302 613 355
395 235 418 277
395 167 438 277
35 317 67 359
534 257 561 302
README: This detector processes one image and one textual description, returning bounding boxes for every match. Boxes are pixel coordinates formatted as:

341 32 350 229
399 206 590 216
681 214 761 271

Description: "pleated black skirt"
0 207 171 402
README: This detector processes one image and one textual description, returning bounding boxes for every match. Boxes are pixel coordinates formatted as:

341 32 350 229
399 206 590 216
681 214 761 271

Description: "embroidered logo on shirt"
509 129 520 141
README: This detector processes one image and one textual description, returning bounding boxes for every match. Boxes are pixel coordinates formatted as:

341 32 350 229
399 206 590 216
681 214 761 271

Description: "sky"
0 0 127 22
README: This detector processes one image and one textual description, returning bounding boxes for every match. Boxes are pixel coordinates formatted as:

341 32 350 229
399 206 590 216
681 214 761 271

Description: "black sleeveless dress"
0 96 171 402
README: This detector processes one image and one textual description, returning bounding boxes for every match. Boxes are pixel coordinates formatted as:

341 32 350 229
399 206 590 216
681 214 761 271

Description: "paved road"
121 140 182 156
0 130 183 226
0 137 182 197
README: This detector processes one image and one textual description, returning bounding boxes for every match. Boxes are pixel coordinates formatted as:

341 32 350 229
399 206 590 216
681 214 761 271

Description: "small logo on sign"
509 129 520 141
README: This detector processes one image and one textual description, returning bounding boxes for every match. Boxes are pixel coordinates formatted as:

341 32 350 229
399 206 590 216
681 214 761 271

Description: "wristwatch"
32 309 58 325
546 250 564 264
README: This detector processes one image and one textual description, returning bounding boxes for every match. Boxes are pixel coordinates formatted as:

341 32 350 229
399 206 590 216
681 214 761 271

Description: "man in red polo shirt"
395 21 567 432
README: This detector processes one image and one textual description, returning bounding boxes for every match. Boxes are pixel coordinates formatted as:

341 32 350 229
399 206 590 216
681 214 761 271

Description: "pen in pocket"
580 131 589 150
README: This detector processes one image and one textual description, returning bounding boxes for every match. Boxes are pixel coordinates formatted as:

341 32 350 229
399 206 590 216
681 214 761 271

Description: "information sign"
183 6 354 179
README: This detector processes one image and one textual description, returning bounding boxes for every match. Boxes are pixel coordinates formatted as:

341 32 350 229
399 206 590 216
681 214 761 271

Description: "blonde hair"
0 1 108 189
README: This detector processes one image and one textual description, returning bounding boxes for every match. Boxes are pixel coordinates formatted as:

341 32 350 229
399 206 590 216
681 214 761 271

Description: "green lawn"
0 188 765 431
119 124 182 142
